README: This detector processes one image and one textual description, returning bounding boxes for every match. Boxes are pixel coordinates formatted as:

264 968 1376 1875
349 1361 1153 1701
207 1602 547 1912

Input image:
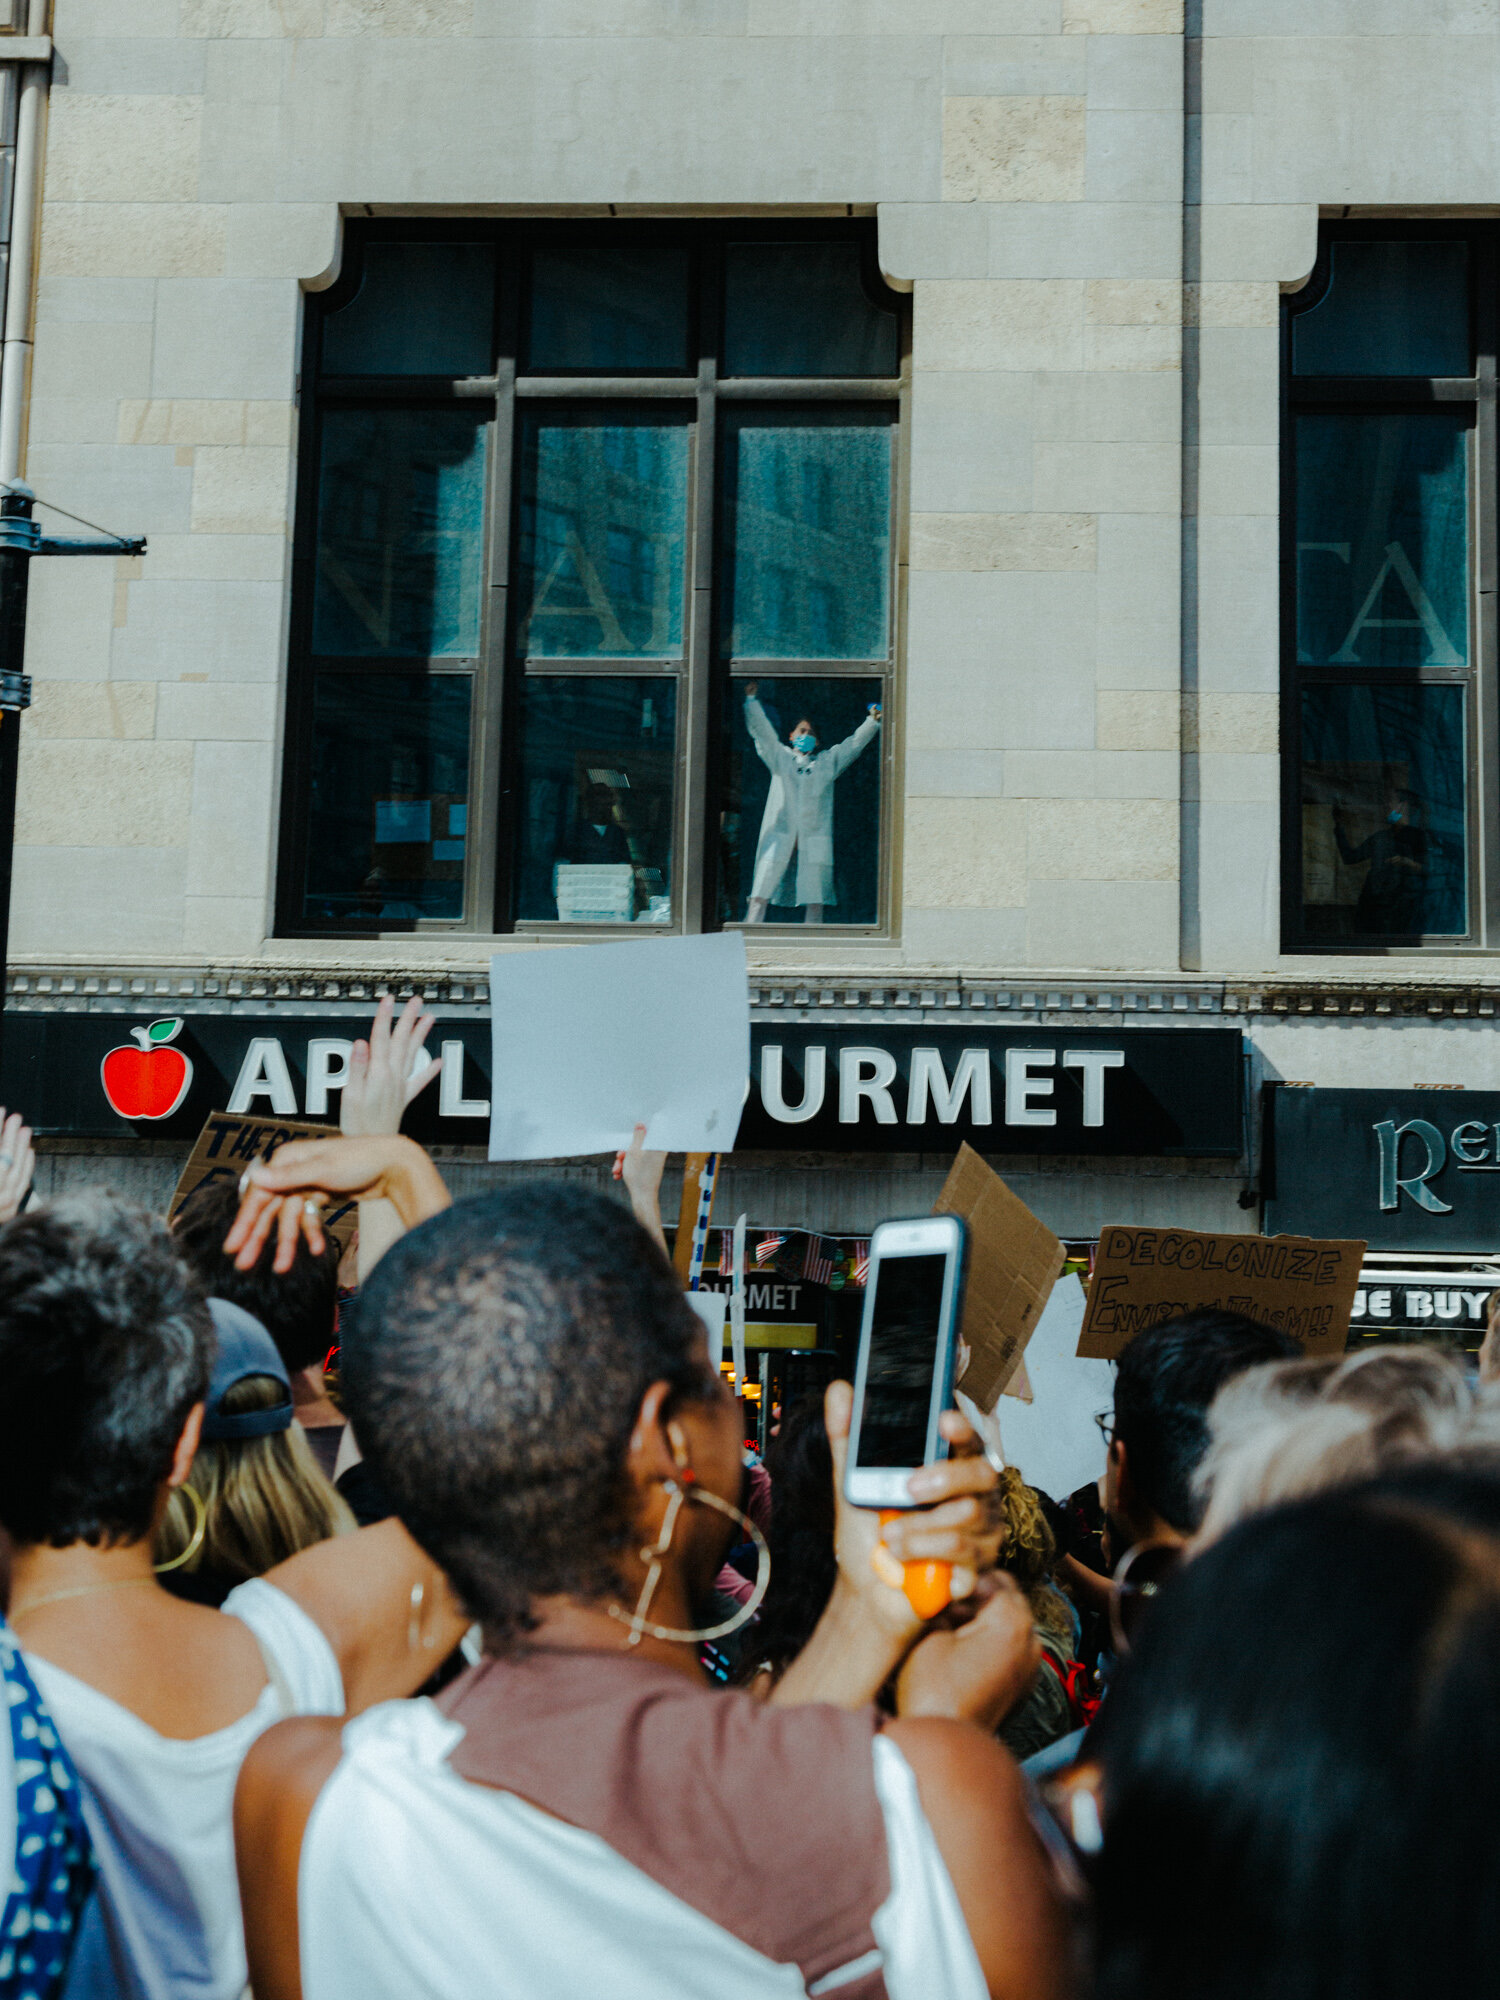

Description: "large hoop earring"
154 1484 207 1574
608 1478 771 1648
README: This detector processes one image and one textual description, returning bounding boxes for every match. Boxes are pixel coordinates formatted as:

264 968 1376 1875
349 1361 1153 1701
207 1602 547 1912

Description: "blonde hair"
155 1374 354 1588
995 1466 1074 1649
1195 1346 1475 1546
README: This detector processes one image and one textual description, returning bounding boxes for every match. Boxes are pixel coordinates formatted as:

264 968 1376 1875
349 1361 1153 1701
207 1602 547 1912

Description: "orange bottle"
877 1510 953 1618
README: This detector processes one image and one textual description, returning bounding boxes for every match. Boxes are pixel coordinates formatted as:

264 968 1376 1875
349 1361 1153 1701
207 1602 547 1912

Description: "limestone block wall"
883 3 1185 971
14 0 1500 984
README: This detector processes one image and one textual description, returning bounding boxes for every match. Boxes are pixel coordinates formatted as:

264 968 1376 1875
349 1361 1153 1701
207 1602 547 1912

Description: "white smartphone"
843 1214 968 1511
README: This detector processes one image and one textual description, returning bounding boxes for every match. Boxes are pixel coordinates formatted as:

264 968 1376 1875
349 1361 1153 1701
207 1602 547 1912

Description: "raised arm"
339 996 444 1283
769 1379 1009 1711
823 705 882 780
224 1135 471 1710
224 1133 451 1275
744 687 792 774
884 1716 1073 2000
613 1122 670 1260
264 1514 470 1713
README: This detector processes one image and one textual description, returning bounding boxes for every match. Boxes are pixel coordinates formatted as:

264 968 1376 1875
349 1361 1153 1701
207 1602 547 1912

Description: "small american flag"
801 1234 835 1286
755 1230 786 1266
851 1240 871 1287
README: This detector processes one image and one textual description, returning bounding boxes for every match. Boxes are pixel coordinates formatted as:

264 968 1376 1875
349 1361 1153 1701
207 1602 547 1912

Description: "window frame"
1280 220 1498 954
277 218 908 941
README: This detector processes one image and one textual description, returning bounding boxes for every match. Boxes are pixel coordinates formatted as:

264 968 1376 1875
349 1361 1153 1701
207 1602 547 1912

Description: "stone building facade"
7 0 1500 1254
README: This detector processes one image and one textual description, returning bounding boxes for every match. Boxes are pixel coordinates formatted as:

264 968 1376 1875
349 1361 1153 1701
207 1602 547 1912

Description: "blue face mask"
793 732 817 754
1388 808 1405 825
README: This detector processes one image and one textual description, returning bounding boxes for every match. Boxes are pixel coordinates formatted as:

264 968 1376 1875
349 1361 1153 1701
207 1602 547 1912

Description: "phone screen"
853 1252 951 1469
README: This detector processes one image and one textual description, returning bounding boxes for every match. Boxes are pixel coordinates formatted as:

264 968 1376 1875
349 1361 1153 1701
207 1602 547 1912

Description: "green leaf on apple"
147 1019 184 1046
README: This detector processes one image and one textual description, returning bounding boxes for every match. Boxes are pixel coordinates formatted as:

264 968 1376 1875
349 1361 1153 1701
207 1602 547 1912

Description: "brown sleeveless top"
437 1649 893 1998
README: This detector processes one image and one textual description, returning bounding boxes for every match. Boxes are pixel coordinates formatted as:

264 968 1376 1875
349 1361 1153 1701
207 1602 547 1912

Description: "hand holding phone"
823 1382 1003 1662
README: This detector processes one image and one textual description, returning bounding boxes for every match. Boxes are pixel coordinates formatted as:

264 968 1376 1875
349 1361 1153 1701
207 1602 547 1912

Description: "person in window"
1335 783 1429 934
564 783 632 867
742 683 881 925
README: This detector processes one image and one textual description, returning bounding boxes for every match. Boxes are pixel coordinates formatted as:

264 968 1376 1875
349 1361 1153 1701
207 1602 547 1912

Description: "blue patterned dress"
1 1625 93 2000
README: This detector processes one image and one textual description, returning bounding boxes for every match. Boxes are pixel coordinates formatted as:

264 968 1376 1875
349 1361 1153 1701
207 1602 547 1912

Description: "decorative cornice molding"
6 964 1499 1023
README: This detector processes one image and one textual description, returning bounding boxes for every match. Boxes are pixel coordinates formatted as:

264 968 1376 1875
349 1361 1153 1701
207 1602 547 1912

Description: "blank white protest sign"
488 934 750 1161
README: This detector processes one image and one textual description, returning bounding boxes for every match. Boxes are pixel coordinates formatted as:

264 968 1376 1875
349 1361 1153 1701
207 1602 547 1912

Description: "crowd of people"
3 1000 1500 2000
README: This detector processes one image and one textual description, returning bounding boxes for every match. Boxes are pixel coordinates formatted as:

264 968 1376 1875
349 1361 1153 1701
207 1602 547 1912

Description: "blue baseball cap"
203 1298 294 1443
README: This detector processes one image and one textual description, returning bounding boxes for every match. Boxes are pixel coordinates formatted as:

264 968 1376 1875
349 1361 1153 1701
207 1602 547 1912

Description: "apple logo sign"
101 1019 194 1121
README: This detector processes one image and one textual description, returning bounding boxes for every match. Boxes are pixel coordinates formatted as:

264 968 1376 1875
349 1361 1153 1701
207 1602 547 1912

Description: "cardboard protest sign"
170 1111 356 1252
1077 1226 1367 1361
933 1145 1066 1413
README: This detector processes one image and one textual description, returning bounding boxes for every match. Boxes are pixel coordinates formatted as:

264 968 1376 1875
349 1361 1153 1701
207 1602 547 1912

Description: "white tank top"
27 1578 344 2000
299 1697 987 2000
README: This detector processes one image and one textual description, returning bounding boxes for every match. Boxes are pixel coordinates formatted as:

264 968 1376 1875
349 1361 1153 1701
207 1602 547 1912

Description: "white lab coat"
745 695 881 908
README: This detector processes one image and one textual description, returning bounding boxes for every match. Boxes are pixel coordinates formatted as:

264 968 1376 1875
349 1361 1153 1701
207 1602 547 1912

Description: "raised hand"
769 1382 1007 1711
0 1109 34 1223
341 995 443 1138
895 1574 1041 1731
827 1379 1003 1642
224 1135 451 1274
612 1122 669 1258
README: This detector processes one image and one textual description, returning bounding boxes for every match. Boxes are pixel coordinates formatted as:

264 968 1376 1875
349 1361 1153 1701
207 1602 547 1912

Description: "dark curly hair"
0 1195 213 1548
342 1184 716 1643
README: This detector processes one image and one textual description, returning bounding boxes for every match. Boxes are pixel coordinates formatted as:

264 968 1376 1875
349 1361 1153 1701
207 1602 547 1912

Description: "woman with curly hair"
988 1468 1080 1762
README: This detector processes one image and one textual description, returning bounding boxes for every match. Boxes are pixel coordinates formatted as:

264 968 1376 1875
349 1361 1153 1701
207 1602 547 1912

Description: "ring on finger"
302 1197 326 1220
0 1153 13 1169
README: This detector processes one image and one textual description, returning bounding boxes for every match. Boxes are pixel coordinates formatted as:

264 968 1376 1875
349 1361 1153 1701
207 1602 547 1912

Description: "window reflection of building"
1286 228 1481 948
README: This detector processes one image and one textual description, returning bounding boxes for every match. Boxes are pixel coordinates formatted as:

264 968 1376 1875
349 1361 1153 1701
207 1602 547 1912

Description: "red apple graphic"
101 1019 193 1121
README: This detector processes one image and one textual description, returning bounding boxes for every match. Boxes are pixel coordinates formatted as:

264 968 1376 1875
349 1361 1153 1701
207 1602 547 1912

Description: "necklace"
8 1577 157 1621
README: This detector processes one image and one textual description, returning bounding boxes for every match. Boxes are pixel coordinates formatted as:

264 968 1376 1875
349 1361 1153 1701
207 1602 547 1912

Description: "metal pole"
0 11 50 488
0 483 33 1082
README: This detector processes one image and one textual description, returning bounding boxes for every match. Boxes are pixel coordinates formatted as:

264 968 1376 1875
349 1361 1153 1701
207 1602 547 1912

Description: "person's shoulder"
234 1715 345 1885
238 1714 345 1819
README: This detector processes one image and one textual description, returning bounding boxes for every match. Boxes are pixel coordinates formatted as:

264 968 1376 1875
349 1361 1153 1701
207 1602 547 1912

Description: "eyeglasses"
1093 1411 1117 1448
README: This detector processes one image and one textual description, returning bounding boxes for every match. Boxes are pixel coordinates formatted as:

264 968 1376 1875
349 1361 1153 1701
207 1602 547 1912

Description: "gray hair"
1195 1345 1479 1546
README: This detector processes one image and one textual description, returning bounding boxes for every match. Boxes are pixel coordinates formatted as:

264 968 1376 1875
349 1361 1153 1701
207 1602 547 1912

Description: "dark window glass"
514 676 678 923
313 409 487 658
722 417 891 658
724 243 899 378
1293 240 1469 377
322 241 496 376
1299 682 1467 938
517 415 689 658
718 675 882 925
526 246 692 372
301 673 472 924
1295 412 1469 669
